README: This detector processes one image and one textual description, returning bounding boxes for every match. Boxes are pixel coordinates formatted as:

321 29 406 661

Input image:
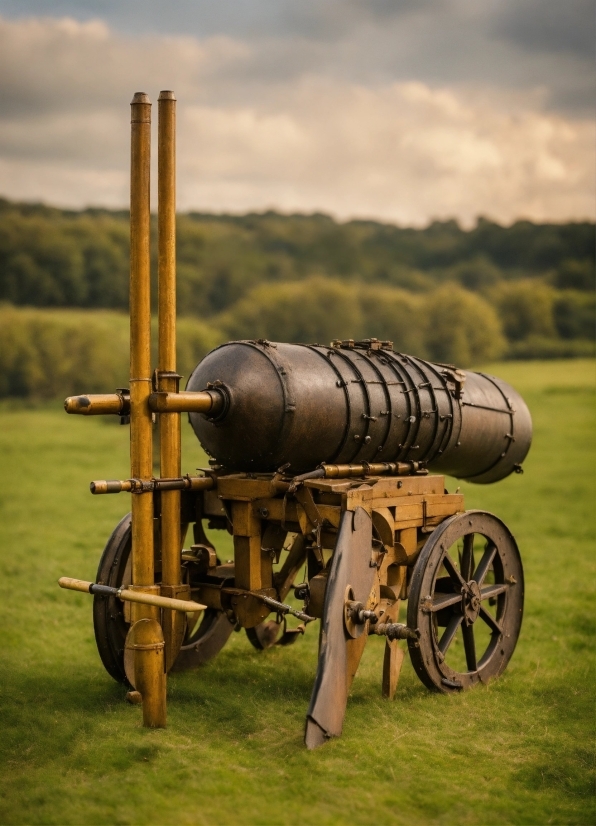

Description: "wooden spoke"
431 592 462 612
443 553 466 590
461 533 475 581
438 614 463 655
478 606 502 636
461 623 477 672
473 542 497 586
480 583 508 601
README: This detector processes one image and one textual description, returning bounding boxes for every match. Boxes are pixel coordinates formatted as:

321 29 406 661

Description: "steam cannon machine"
59 91 532 748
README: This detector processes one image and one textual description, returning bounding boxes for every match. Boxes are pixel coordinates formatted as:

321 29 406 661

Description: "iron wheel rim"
407 510 524 693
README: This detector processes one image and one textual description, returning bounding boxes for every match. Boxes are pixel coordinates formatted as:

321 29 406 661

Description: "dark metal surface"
93 513 235 681
170 610 234 671
407 510 524 692
305 507 375 749
187 339 532 483
93 513 134 685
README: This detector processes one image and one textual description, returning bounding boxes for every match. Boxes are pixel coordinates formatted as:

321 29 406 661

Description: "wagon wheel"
93 513 234 684
407 510 524 693
93 514 133 684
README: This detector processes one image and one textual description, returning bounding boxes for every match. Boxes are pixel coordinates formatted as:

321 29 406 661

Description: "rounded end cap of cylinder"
158 90 176 101
131 92 151 105
64 395 90 414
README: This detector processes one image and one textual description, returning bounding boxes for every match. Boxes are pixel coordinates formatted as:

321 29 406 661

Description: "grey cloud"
493 0 595 58
0 12 592 223
0 1 593 114
0 0 439 40
0 18 245 118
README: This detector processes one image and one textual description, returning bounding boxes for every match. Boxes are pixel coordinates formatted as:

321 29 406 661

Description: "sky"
0 0 593 226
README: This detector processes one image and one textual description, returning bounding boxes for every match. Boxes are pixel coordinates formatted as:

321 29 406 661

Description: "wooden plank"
304 479 352 493
368 475 444 497
234 535 262 591
382 642 405 700
378 493 463 514
252 498 299 524
218 476 273 499
232 501 261 537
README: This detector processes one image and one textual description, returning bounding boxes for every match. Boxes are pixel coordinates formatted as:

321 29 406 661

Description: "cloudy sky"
0 0 593 225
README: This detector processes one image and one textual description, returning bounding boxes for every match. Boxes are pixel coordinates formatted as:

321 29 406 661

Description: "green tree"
552 258 594 291
424 286 506 366
217 277 363 344
553 291 595 340
489 281 556 342
359 287 428 356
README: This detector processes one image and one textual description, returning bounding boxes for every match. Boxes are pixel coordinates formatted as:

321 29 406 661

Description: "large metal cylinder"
187 340 532 483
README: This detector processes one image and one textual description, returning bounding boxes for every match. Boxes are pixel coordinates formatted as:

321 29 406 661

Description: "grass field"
0 360 594 825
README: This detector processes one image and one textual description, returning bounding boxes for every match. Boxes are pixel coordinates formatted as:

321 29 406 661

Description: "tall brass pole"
157 90 188 670
129 92 166 727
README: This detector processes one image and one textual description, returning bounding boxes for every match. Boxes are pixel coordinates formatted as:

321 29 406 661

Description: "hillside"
0 198 593 398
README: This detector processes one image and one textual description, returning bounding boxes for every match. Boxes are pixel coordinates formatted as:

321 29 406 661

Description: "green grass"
0 360 594 825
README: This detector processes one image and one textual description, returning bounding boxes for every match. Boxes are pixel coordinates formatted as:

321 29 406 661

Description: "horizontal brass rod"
58 577 206 613
148 390 224 414
293 461 428 483
90 475 215 494
64 393 129 416
323 461 427 478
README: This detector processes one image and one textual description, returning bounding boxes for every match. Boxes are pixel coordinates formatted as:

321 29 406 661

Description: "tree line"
0 197 593 398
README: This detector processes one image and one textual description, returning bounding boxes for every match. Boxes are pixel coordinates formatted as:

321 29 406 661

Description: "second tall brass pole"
157 90 187 671
129 92 165 727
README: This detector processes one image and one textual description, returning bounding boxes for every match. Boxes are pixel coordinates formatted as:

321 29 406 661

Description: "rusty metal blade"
304 506 374 749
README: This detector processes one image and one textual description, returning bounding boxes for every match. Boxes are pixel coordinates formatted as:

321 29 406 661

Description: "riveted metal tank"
186 340 532 483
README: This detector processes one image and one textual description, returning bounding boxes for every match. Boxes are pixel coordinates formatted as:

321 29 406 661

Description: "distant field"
0 360 594 825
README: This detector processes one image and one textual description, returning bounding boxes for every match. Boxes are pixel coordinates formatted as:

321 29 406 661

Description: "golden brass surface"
148 390 219 413
127 619 167 728
129 92 154 595
64 393 126 415
127 584 161 623
322 461 426 479
157 90 184 669
89 475 214 494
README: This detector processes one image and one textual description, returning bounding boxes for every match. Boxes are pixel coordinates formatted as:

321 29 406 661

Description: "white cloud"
0 16 593 225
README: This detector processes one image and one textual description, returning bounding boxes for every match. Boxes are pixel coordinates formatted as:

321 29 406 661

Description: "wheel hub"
462 580 481 625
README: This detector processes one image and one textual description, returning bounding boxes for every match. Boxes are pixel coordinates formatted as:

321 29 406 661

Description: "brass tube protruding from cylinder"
64 393 129 416
148 390 224 414
129 92 154 591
